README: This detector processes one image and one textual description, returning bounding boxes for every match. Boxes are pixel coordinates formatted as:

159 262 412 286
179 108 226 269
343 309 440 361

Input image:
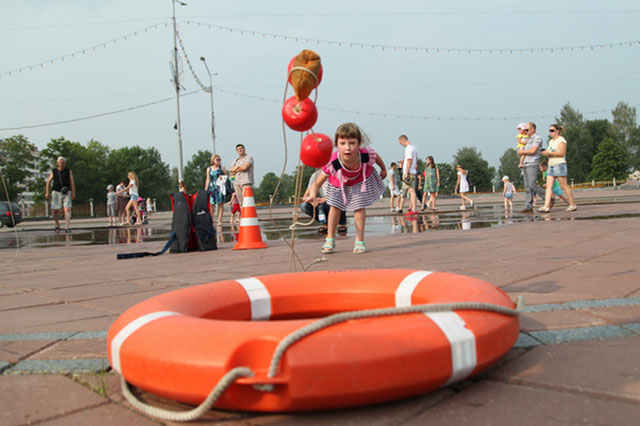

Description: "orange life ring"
107 269 519 412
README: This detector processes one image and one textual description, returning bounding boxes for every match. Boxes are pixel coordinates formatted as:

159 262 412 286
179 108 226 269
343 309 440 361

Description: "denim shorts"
548 163 568 177
504 193 513 200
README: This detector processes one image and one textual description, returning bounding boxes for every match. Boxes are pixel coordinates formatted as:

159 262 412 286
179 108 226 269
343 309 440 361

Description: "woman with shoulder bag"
204 154 232 226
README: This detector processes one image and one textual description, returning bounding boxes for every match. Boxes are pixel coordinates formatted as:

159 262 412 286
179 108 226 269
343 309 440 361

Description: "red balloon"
300 133 333 168
282 96 318 132
287 56 323 86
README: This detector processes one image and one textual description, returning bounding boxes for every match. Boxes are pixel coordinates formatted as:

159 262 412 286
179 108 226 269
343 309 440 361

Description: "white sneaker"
470 200 474 208
459 206 466 210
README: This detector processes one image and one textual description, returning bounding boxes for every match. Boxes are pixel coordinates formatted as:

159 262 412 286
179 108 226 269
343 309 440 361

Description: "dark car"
0 201 22 227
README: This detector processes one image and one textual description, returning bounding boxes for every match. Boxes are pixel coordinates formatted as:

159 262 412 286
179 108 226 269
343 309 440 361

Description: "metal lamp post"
172 0 187 182
200 56 217 155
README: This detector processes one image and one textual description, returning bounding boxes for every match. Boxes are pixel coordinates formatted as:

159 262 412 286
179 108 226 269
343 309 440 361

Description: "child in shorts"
106 184 117 226
229 192 241 224
501 176 516 213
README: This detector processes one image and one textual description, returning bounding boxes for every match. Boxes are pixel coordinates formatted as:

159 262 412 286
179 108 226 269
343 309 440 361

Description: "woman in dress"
204 154 229 225
455 164 474 210
421 156 440 210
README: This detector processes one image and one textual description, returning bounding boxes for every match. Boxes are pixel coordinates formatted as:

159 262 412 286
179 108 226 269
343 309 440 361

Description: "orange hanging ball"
300 133 333 168
282 96 318 132
287 50 322 101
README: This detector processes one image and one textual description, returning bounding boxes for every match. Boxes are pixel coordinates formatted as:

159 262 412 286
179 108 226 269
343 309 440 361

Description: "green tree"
437 163 457 194
588 138 629 181
184 150 213 193
255 172 280 203
564 119 612 183
611 101 640 170
0 135 38 202
556 103 584 129
106 146 171 209
452 147 495 191
497 148 523 189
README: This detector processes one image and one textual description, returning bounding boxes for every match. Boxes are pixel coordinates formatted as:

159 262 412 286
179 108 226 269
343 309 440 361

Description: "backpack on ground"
191 189 217 251
170 191 197 253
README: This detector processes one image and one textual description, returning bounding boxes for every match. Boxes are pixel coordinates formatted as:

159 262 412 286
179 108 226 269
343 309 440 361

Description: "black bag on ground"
192 189 217 251
170 192 192 253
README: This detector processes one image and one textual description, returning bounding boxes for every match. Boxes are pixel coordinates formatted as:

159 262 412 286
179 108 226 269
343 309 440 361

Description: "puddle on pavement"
2 208 639 250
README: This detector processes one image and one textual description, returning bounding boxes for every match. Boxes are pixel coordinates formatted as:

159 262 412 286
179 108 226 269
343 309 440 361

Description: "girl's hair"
427 156 436 168
128 171 139 187
334 122 370 147
550 124 565 135
211 154 221 165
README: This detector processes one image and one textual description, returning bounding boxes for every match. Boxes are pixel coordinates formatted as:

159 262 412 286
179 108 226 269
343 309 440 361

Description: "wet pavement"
1 188 639 425
3 191 640 249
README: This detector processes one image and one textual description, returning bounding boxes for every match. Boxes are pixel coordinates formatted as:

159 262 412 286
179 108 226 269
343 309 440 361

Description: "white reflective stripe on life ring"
395 270 433 307
395 270 477 385
240 217 259 227
111 311 181 374
425 312 477 385
236 277 271 320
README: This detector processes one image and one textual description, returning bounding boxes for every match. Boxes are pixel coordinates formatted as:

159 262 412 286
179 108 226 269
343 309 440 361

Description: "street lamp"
200 56 218 155
172 0 187 182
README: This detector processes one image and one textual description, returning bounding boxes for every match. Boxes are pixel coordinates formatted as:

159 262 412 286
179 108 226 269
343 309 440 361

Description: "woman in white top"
455 165 474 210
539 124 577 212
118 171 142 225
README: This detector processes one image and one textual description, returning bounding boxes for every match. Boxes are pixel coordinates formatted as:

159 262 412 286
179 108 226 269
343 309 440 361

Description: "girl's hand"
379 168 387 180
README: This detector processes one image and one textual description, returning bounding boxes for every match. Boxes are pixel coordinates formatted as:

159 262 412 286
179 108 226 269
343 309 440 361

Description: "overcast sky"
1 0 639 184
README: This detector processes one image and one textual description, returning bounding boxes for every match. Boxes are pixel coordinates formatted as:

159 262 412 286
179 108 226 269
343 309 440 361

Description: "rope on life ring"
120 296 525 422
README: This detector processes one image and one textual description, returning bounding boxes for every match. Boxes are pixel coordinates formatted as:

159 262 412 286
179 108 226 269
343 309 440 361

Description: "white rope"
288 66 319 85
265 296 525 380
121 367 254 422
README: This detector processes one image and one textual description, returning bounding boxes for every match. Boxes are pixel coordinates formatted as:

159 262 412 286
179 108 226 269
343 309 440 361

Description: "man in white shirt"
398 135 418 215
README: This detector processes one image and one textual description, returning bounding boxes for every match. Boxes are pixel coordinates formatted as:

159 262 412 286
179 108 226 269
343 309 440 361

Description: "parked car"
0 201 22 227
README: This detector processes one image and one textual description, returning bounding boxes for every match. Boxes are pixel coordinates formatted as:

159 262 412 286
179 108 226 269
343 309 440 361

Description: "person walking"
388 162 401 212
303 122 387 255
501 176 516 213
397 134 418 216
538 124 577 212
204 154 229 225
115 180 128 226
44 156 75 233
118 171 142 225
228 144 254 206
421 156 440 210
106 184 117 226
455 165 474 210
517 122 547 213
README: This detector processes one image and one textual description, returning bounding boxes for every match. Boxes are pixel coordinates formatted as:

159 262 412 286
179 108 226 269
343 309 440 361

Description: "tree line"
1 102 637 208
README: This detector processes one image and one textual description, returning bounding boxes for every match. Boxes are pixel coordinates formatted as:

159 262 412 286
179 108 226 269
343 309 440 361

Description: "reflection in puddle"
2 209 639 250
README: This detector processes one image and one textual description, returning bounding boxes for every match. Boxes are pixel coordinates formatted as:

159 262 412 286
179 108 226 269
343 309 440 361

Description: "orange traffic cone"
233 186 268 250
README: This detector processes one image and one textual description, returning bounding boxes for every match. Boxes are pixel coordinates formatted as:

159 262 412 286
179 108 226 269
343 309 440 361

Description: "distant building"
17 148 46 209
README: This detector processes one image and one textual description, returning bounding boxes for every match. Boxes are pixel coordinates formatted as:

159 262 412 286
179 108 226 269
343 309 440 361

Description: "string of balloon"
183 20 640 55
0 21 169 79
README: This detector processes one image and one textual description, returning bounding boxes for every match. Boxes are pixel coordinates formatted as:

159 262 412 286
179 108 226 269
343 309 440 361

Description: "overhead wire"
184 20 640 55
0 21 170 79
